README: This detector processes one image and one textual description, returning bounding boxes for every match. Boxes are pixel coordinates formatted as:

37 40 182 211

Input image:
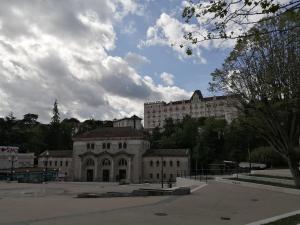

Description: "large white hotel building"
144 90 239 129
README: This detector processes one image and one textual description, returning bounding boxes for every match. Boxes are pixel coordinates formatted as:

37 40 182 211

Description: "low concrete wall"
239 174 295 186
251 169 293 178
176 177 202 188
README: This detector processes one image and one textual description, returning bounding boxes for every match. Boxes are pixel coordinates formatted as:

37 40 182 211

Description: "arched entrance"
84 158 95 182
118 158 128 181
101 158 111 182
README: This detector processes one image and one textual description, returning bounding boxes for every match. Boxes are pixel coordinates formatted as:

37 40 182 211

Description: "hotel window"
157 173 159 179
163 160 166 167
169 161 173 167
107 143 111 149
55 161 57 166
91 143 95 149
156 160 159 167
170 174 173 179
60 161 63 167
123 142 127 149
119 158 127 166
150 173 153 179
87 143 90 149
177 160 180 167
65 161 68 167
49 161 52 167
119 143 122 149
102 143 106 149
163 174 166 179
150 160 153 167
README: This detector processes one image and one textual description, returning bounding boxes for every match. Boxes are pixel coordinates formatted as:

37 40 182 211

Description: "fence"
0 169 58 183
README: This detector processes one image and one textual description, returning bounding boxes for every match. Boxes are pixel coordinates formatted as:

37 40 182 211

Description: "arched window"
119 143 122 149
118 158 127 166
156 160 160 167
102 158 111 166
123 142 127 149
85 158 95 166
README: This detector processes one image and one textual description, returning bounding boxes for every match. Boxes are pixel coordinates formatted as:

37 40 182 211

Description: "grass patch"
263 214 300 225
249 174 294 180
228 178 298 189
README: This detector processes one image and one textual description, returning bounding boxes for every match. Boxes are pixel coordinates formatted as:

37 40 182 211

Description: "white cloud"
160 72 174 86
139 13 207 64
0 0 190 122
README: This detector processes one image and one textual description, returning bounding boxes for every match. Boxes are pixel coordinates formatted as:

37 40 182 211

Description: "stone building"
72 127 150 183
38 150 73 181
142 149 190 183
72 127 190 183
113 115 143 130
144 90 239 129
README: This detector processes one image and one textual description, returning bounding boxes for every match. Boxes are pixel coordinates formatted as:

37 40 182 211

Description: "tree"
48 99 62 150
51 99 60 126
209 12 300 187
182 0 300 54
22 113 39 126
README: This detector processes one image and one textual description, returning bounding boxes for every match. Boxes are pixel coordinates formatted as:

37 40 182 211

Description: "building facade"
72 127 150 183
113 115 143 130
142 149 190 183
0 146 34 170
144 90 239 129
38 150 73 181
72 127 190 183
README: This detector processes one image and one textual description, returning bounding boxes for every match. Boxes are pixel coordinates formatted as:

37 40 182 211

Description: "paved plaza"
0 181 300 225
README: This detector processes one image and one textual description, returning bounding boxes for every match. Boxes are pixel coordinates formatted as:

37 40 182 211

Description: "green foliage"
150 116 265 168
208 10 300 187
250 146 286 167
0 104 113 154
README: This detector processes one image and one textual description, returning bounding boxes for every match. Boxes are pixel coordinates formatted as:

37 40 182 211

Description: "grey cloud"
124 52 151 68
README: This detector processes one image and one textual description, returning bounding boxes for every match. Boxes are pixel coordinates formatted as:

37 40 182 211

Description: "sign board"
0 146 19 153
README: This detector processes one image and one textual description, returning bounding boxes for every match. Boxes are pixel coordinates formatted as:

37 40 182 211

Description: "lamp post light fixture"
8 152 18 181
43 151 50 182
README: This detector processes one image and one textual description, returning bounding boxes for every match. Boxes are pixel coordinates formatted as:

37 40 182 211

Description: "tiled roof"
143 149 190 157
114 115 142 122
73 127 147 140
39 150 72 158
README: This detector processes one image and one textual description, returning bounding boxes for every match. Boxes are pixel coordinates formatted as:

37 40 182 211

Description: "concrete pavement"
1 181 300 225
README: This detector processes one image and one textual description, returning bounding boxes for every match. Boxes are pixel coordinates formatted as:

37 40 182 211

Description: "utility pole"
8 153 18 181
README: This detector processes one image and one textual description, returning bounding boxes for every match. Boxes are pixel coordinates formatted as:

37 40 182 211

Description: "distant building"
0 146 34 170
38 150 73 181
144 90 239 129
72 127 190 183
113 115 143 130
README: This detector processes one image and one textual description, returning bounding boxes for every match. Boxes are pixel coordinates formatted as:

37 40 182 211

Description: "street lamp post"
161 156 164 189
43 151 50 183
8 153 18 181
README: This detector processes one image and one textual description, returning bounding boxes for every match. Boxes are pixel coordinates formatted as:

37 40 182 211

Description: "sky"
0 0 235 122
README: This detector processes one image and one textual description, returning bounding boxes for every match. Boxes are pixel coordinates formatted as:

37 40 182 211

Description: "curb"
215 177 300 196
245 209 300 225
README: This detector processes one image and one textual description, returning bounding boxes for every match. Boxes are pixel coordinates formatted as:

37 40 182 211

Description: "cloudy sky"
0 0 234 122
